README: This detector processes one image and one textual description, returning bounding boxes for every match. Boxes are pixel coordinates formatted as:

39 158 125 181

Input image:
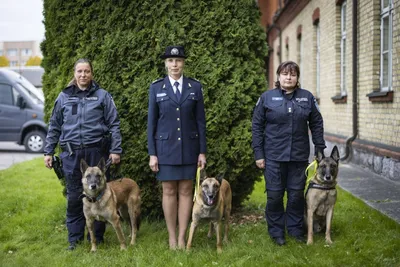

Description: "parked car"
0 69 47 153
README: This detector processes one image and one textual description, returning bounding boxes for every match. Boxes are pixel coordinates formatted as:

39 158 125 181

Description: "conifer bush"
42 0 268 218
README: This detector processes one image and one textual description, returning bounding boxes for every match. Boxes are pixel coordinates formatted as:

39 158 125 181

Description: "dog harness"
305 182 336 197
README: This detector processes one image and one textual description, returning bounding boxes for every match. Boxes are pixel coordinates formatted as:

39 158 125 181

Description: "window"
21 49 32 56
340 1 347 96
10 61 18 67
316 23 320 98
7 49 18 56
0 84 17 106
380 0 393 91
0 50 3 56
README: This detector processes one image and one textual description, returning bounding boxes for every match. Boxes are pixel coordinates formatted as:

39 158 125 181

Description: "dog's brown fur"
305 146 340 245
186 169 232 253
80 158 141 252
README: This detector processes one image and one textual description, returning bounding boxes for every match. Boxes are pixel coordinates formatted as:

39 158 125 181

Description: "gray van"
0 69 47 153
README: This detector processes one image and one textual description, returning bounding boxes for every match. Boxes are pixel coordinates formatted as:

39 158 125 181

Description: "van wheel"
24 131 46 153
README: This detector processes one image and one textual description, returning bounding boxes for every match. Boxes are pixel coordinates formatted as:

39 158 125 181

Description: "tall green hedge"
42 0 268 218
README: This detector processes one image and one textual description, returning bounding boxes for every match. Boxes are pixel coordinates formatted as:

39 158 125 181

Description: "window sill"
366 91 393 102
331 94 347 104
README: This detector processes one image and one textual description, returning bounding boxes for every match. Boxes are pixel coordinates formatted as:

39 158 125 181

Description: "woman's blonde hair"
67 58 94 86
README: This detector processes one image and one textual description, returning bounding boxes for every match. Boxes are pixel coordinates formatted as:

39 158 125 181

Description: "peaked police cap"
160 45 186 59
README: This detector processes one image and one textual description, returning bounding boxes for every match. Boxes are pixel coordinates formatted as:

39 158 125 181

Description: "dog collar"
84 190 105 203
308 182 336 190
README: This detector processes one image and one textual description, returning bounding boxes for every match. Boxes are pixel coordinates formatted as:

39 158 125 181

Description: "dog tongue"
207 196 214 205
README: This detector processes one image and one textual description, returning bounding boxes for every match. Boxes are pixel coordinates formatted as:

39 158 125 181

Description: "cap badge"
171 48 179 55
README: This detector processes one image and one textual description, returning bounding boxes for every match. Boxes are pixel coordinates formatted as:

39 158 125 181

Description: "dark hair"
274 61 301 89
68 58 94 86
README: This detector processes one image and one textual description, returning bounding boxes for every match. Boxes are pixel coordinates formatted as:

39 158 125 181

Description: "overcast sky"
0 0 45 42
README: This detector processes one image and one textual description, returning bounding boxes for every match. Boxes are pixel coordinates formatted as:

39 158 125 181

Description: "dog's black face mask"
316 146 340 183
201 178 221 206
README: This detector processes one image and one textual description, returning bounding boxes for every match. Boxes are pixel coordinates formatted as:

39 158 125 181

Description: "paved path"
0 142 42 170
338 162 400 224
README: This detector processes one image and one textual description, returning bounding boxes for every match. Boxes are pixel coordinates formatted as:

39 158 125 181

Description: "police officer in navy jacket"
147 45 206 249
252 61 325 246
44 59 122 250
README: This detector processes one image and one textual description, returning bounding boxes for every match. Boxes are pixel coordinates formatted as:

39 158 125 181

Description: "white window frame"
316 23 320 98
340 1 347 96
380 0 393 92
7 49 18 57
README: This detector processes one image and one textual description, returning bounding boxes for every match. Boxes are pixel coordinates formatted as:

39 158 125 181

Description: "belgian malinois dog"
80 158 141 252
186 169 232 253
305 145 340 245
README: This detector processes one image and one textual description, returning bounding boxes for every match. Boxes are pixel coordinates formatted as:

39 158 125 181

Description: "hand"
197 154 206 169
149 155 159 172
109 153 120 164
256 159 265 169
44 155 53 169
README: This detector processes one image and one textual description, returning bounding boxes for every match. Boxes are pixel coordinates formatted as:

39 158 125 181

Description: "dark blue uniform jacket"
252 88 325 162
44 81 122 155
147 76 206 165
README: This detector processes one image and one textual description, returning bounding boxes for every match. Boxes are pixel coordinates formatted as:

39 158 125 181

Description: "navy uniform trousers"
264 159 308 238
60 146 108 245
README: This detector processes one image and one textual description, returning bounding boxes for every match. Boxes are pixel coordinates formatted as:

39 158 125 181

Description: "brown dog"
80 158 141 252
305 146 340 245
186 169 232 253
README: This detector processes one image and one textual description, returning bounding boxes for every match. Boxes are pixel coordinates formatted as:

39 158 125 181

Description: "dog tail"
136 213 141 231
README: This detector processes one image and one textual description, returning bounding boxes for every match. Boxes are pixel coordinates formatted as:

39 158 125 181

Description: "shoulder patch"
314 98 321 113
152 78 163 84
256 97 261 106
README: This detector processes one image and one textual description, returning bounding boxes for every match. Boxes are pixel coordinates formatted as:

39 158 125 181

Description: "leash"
193 167 201 202
305 159 318 189
105 158 122 181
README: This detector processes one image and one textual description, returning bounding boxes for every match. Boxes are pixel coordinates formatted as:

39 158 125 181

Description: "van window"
0 83 20 106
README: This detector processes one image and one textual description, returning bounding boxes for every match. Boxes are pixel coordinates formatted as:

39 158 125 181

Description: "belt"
60 141 101 152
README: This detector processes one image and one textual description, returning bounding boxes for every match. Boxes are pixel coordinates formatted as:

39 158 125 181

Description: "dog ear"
80 159 88 174
331 146 340 162
97 158 106 171
216 173 224 185
316 149 325 162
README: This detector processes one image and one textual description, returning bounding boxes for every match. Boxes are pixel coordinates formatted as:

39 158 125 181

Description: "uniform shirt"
44 81 122 155
147 76 206 165
168 76 183 94
252 87 325 162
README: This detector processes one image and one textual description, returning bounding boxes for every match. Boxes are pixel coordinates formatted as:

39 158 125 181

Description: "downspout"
341 0 358 161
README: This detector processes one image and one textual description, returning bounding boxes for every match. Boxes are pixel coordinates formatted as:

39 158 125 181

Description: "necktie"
174 81 181 101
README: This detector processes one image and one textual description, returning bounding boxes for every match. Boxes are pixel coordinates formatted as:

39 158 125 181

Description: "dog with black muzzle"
186 169 232 253
80 158 141 252
305 145 340 245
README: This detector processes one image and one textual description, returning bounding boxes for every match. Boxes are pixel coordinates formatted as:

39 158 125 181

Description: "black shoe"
292 235 306 243
66 243 76 251
272 237 286 246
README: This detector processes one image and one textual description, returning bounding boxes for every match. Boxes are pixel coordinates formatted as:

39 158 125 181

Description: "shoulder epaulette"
188 77 200 83
152 78 163 84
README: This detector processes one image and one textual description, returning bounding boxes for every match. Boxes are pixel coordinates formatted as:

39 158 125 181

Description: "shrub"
42 0 268 218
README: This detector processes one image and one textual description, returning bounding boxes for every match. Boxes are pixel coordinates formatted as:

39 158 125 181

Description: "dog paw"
120 245 127 250
325 238 333 245
306 240 313 245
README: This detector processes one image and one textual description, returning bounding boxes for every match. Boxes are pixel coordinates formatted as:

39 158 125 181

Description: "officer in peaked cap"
147 45 206 249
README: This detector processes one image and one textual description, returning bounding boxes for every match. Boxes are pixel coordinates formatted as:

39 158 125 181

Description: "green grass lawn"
0 158 399 267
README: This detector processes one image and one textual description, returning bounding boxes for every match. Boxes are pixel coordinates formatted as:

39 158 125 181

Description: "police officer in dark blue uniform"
252 61 325 246
44 58 122 250
147 45 206 249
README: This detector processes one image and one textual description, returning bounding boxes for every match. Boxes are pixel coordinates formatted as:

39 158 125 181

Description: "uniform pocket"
155 132 169 155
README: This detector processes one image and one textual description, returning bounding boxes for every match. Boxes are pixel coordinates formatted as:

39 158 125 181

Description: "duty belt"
60 141 101 152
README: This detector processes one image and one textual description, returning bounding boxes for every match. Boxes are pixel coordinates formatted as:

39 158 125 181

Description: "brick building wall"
261 0 399 181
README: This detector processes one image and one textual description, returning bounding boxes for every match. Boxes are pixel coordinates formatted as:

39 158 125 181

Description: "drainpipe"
341 0 358 161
